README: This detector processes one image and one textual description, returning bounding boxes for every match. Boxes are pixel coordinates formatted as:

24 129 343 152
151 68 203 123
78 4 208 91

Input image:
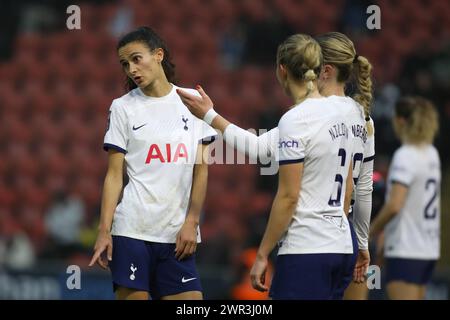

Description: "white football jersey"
104 85 217 243
277 96 356 255
384 144 441 260
222 97 374 249
334 97 375 250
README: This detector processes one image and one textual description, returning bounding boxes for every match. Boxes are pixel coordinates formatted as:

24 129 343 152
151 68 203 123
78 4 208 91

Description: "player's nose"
129 63 138 75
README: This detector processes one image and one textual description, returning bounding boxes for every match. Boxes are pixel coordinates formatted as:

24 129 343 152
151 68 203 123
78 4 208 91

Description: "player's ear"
153 47 164 63
277 64 288 81
320 64 334 80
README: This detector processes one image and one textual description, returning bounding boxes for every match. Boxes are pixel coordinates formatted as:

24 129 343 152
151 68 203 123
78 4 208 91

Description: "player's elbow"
105 167 122 181
387 200 402 216
278 192 299 208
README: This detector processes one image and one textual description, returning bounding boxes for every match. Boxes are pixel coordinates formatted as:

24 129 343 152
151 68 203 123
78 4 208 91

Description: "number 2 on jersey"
424 178 438 220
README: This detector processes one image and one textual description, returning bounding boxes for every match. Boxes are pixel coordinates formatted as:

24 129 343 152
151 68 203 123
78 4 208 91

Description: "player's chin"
134 77 147 88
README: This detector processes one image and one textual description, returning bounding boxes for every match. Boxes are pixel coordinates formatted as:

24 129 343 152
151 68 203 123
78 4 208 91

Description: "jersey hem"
279 158 305 165
111 231 202 244
277 248 354 255
385 253 440 260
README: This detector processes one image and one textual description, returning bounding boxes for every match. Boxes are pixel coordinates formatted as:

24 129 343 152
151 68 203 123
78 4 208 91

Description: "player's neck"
290 85 321 105
322 81 345 97
140 79 172 97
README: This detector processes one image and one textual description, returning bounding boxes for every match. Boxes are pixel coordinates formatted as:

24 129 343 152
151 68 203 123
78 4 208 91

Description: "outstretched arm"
177 86 278 160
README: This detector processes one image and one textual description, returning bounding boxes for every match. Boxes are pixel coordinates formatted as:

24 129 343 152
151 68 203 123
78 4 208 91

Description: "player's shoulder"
282 97 326 118
424 144 441 166
174 85 201 98
278 105 304 130
110 88 141 111
428 144 439 156
338 96 366 121
279 96 338 129
393 145 417 164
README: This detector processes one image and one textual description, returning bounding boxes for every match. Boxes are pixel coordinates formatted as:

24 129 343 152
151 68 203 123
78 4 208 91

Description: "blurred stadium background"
0 0 449 299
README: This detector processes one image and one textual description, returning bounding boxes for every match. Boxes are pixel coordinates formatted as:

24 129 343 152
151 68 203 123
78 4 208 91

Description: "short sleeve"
389 149 415 186
103 100 128 153
198 120 218 145
277 114 307 165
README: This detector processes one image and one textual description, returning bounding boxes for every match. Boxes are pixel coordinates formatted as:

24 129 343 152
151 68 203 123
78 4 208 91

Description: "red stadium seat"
14 33 43 55
15 156 40 181
43 175 68 196
31 114 65 148
4 114 32 145
16 204 47 252
0 209 23 238
44 50 75 82
45 152 71 178
0 184 17 209
0 88 27 116
208 0 237 31
0 64 21 86
71 176 101 209
248 192 273 216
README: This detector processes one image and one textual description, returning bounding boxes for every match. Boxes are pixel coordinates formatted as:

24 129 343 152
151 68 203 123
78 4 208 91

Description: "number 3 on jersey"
328 148 346 207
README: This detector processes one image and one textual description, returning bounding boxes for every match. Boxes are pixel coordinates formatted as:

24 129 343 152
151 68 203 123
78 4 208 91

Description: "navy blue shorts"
385 258 436 285
109 236 202 299
331 221 358 299
269 250 356 300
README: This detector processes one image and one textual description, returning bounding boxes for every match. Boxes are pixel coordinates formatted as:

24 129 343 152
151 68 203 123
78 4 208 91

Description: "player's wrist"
203 108 218 125
98 225 111 233
256 249 269 259
185 215 200 226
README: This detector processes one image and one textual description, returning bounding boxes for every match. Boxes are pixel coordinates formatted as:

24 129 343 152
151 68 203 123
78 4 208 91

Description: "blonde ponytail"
353 55 374 136
316 32 375 136
304 69 316 93
277 34 322 97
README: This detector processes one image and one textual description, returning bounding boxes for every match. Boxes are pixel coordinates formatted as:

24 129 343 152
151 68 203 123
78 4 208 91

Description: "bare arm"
175 144 209 260
89 150 125 268
250 162 303 291
370 183 408 238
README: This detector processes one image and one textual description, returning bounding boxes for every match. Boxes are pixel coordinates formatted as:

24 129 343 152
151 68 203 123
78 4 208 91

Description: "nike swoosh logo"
132 124 147 131
181 277 196 283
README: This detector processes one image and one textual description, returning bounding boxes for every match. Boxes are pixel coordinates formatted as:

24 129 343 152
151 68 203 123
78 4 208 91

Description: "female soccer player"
316 32 375 300
370 96 440 300
179 34 359 299
88 27 216 300
177 32 375 298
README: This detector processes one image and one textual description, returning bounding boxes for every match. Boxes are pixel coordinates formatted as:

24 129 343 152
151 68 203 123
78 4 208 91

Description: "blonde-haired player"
370 96 440 300
316 32 375 299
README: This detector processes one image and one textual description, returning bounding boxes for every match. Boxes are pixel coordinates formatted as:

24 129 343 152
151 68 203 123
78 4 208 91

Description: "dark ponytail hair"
117 26 176 91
